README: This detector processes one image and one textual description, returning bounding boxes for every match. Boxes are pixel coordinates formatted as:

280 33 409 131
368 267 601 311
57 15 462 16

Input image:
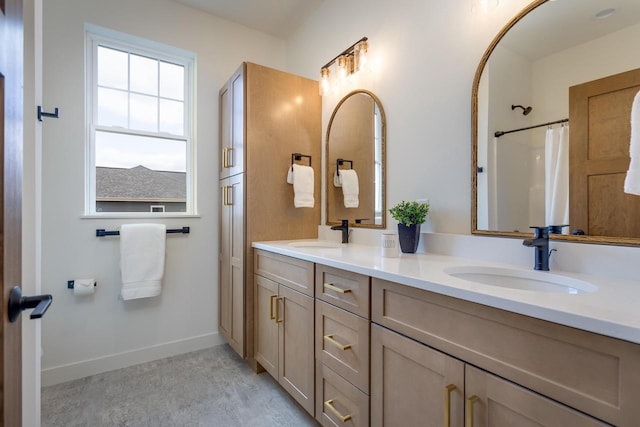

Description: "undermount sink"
444 266 597 294
288 241 342 248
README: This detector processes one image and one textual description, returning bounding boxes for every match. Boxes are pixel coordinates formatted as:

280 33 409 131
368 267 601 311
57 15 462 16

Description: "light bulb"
472 0 498 12
320 68 330 96
355 40 368 72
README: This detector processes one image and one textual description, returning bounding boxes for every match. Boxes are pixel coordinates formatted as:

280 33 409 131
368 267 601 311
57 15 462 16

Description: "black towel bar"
336 158 353 176
291 153 312 169
96 226 190 237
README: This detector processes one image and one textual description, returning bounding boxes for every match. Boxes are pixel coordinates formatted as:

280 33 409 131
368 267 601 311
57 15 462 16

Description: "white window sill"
81 213 201 219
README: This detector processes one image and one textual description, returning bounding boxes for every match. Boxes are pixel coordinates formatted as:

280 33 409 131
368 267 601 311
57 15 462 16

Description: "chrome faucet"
331 219 350 244
522 226 552 271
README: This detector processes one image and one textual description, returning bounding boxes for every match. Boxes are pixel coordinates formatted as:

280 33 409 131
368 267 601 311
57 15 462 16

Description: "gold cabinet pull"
324 399 352 423
324 334 352 351
226 147 234 167
222 147 229 168
466 395 479 427
323 283 352 294
269 295 277 320
275 297 284 323
223 185 233 206
222 147 234 168
444 384 456 427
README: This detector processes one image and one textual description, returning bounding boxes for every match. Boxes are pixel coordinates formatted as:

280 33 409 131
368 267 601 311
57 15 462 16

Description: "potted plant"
389 200 430 253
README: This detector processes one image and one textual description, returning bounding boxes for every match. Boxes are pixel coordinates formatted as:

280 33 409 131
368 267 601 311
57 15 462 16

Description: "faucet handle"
529 226 549 238
340 219 349 227
548 224 569 234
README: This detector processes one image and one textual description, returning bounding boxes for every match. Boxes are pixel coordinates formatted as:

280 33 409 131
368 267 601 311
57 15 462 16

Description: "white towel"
333 171 342 187
289 164 314 208
340 169 359 208
624 90 640 195
120 224 166 300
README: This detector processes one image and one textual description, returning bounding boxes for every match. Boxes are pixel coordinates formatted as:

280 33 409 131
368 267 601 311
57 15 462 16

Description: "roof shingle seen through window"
96 165 186 201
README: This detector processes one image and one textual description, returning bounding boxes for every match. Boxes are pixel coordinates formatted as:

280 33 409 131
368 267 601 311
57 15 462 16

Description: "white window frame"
84 24 196 217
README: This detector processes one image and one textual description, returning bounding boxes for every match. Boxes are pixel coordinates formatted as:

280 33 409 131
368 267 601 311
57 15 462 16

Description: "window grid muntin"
86 28 195 215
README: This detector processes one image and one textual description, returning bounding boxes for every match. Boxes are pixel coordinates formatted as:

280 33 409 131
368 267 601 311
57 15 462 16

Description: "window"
85 26 195 215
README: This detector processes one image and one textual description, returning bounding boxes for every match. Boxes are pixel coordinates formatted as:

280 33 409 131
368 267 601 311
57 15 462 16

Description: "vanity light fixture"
319 37 368 96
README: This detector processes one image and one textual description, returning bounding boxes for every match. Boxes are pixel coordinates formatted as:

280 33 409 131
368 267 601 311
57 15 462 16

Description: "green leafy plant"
389 200 430 226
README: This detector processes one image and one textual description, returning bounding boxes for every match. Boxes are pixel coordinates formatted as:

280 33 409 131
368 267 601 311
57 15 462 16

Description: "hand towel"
290 164 315 208
120 224 166 300
625 90 640 195
340 169 359 208
333 171 342 187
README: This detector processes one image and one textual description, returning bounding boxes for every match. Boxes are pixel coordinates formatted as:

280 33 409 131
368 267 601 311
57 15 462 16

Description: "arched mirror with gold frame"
472 0 640 245
326 90 386 229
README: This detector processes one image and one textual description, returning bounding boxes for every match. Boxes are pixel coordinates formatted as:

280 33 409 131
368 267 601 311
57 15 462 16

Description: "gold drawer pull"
275 297 284 323
269 295 277 320
444 384 456 427
323 283 352 294
466 395 479 427
324 334 352 351
223 185 233 206
324 399 352 423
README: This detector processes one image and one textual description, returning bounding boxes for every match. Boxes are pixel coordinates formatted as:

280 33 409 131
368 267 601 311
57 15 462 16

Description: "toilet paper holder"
67 280 97 289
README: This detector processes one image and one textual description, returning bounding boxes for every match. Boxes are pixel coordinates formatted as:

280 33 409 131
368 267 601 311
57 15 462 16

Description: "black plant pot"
397 223 421 253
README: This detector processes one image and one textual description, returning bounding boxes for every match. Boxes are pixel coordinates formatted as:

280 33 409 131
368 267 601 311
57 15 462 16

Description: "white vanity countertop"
253 240 640 345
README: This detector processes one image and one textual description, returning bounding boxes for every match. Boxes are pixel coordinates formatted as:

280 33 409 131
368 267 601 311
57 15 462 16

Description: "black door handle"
8 286 53 323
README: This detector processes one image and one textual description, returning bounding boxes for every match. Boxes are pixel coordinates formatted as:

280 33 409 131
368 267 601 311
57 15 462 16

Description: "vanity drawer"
316 361 369 427
371 277 640 426
316 300 370 393
254 249 314 297
316 264 370 318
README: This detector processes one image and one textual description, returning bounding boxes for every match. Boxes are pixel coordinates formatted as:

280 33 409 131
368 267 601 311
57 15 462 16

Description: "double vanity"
252 240 640 427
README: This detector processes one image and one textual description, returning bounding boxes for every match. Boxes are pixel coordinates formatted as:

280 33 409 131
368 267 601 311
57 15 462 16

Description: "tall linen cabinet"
218 62 321 364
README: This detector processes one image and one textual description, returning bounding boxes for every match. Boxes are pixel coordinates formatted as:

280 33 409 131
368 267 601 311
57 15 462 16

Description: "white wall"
40 0 286 385
286 0 534 234
292 0 640 280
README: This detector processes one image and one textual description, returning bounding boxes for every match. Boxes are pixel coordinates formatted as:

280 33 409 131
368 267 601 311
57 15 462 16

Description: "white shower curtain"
544 125 570 231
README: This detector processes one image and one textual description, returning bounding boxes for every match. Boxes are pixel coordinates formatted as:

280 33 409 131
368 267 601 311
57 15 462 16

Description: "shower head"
512 104 533 116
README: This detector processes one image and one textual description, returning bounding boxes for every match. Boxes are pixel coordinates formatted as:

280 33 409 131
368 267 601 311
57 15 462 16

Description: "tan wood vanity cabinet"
218 63 320 363
254 250 315 416
371 278 640 426
315 264 371 427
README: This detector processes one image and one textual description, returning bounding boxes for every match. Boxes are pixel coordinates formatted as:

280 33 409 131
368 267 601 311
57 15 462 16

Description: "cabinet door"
220 65 244 179
219 174 244 356
465 365 608 427
371 325 464 427
254 275 279 378
279 284 315 416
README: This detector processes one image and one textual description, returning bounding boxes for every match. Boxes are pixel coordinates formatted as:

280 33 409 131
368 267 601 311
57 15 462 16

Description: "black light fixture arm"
321 37 368 70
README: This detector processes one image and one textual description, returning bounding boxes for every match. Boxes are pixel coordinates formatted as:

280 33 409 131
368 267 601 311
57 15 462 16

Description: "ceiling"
173 0 324 39
500 0 640 61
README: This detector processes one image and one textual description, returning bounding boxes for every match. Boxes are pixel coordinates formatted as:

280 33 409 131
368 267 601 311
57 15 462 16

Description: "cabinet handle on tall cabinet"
223 186 233 206
269 295 277 320
466 395 479 427
222 147 233 168
275 297 284 323
444 384 456 427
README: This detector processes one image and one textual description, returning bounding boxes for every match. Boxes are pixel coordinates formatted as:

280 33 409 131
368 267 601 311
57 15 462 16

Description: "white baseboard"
41 332 226 387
